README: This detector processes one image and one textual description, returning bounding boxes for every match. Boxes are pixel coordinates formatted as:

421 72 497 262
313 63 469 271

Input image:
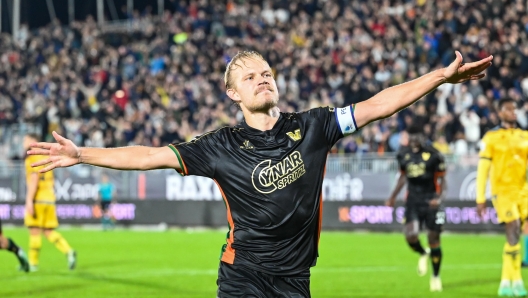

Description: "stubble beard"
248 95 279 114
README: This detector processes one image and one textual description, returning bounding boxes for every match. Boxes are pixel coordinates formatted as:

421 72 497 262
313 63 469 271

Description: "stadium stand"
0 0 526 159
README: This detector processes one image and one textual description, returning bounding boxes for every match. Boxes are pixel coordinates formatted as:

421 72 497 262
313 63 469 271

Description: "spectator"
0 0 526 156
459 109 480 153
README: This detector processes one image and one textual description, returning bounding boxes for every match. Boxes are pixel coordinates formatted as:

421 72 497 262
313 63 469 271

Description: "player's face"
499 101 517 124
408 133 424 151
227 58 279 113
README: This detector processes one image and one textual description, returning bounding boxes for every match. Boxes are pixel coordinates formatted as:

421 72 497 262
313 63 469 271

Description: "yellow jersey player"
477 98 528 297
23 134 76 272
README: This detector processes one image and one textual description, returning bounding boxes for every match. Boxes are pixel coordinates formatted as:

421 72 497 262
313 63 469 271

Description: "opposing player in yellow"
24 134 76 272
477 98 528 297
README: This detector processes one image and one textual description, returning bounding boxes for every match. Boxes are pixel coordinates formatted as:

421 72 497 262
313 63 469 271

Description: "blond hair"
224 51 266 89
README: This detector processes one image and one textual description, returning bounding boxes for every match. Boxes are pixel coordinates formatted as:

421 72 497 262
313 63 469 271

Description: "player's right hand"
476 203 486 219
26 131 81 173
26 203 34 217
385 198 396 207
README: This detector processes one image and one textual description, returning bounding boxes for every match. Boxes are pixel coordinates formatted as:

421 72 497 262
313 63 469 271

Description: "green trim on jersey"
168 144 185 176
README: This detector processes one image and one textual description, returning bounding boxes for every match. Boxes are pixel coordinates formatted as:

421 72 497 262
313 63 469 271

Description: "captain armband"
335 105 358 136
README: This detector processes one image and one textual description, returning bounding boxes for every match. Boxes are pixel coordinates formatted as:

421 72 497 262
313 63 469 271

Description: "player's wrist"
77 148 83 164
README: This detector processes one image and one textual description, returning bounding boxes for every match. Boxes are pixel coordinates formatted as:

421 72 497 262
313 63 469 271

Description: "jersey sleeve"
305 105 358 147
396 151 406 173
479 133 493 160
168 132 220 178
434 152 446 176
24 155 44 175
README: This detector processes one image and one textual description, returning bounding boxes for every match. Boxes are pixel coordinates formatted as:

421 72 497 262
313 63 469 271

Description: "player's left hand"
429 198 441 209
476 203 486 219
442 51 493 84
26 131 81 173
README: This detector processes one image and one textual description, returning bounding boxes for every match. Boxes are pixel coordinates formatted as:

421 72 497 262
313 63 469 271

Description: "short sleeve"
396 151 406 173
434 153 446 176
304 106 357 148
169 132 220 178
479 134 492 160
25 156 43 175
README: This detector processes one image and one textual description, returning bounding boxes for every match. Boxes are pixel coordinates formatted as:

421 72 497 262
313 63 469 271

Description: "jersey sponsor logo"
251 151 306 194
286 129 302 141
422 152 431 161
406 162 426 178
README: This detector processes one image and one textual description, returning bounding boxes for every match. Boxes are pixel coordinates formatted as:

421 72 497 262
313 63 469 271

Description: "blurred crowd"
0 0 528 157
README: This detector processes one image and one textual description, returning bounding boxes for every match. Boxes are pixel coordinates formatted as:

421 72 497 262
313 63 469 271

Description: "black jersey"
396 145 446 205
169 106 357 275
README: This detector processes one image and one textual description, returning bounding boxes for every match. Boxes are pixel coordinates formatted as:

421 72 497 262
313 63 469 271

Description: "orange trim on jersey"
317 165 327 247
317 193 324 247
214 180 235 264
434 171 445 193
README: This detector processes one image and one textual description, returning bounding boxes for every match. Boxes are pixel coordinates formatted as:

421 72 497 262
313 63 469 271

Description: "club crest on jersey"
422 152 431 161
286 129 302 141
251 151 306 194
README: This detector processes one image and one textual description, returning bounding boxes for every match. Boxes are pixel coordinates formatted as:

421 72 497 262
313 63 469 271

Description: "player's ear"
226 88 241 105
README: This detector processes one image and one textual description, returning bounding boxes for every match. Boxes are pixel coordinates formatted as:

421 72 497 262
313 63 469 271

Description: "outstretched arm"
353 51 493 128
27 131 181 173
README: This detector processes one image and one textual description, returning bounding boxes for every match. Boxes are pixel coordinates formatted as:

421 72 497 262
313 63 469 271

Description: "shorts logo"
251 151 306 194
286 129 302 142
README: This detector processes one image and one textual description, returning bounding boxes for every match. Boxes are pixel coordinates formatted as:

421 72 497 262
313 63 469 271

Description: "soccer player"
0 219 29 272
477 98 528 297
23 134 77 272
27 51 491 296
97 173 116 230
386 125 446 292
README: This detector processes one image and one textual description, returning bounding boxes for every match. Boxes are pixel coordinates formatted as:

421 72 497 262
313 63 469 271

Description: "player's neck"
242 107 280 131
501 121 516 129
411 145 422 153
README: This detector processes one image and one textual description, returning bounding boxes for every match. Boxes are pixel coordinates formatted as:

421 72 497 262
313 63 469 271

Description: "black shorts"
100 201 111 212
404 204 445 232
0 218 2 234
216 261 311 298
